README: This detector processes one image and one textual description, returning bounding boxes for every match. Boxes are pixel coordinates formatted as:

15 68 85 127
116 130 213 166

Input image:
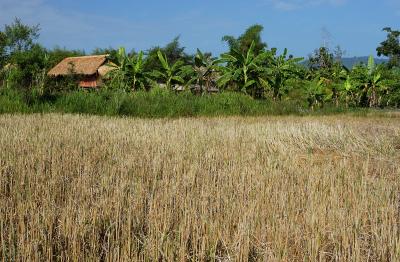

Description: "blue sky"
0 0 398 57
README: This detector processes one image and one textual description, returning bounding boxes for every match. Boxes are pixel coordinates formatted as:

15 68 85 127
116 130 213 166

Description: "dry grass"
0 114 399 261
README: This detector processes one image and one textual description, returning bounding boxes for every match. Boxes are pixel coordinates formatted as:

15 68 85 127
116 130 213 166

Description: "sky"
0 0 398 58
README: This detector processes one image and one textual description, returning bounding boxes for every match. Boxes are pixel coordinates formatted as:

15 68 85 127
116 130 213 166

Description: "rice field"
0 114 399 261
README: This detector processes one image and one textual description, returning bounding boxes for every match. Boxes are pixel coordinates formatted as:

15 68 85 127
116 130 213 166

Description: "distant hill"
301 56 388 69
341 57 388 69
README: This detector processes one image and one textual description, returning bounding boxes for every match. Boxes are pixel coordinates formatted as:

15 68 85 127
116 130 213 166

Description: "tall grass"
0 87 381 117
0 114 399 260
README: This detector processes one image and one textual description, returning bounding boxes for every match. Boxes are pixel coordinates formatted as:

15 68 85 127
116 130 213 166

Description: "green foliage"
222 24 267 55
265 48 303 100
92 47 118 61
183 49 221 93
349 56 385 107
107 47 151 91
377 27 400 68
47 47 85 68
0 31 6 68
304 79 330 109
151 50 186 90
144 36 191 73
0 87 29 113
1 87 372 117
218 41 270 98
308 46 346 78
2 18 40 57
1 19 400 113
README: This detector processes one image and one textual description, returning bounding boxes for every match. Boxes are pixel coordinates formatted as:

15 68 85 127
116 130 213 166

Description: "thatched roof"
47 55 108 76
98 63 116 77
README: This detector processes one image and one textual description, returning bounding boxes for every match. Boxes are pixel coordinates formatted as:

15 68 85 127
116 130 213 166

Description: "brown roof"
98 63 117 77
47 55 108 76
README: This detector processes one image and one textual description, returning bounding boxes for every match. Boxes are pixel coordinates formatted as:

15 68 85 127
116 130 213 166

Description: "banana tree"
107 47 129 90
366 56 384 107
190 49 221 92
108 47 150 91
265 48 303 100
305 78 330 110
217 41 270 98
128 51 150 90
330 64 349 106
339 76 357 108
151 50 185 90
350 56 385 107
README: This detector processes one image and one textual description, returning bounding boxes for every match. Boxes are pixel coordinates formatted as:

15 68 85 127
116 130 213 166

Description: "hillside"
302 56 388 68
341 56 388 68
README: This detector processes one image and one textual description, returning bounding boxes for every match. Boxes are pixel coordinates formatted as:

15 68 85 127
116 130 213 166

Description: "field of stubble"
0 114 399 261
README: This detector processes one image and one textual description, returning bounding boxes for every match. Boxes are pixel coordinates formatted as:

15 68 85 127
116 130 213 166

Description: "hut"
47 55 114 88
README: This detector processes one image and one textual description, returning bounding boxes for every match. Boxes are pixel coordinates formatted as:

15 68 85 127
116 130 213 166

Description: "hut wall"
79 75 99 88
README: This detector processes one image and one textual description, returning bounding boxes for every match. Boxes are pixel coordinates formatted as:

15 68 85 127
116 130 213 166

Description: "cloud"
266 0 346 11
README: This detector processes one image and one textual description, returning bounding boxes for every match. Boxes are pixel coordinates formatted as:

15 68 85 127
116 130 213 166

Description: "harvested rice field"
0 114 399 261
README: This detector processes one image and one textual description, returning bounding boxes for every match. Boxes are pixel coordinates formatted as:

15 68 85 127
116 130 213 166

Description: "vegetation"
377 27 400 68
1 18 400 114
1 87 372 117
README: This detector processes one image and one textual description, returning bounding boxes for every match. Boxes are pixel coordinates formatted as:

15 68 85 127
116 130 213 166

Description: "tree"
2 18 40 55
0 18 40 69
0 31 6 67
0 18 44 89
308 47 335 75
218 41 270 98
183 49 221 93
151 50 185 90
144 36 191 73
222 24 267 55
305 79 330 110
350 56 385 107
377 27 400 68
108 47 150 91
47 47 85 69
7 44 48 88
265 48 303 100
92 47 119 63
339 76 357 108
308 46 347 106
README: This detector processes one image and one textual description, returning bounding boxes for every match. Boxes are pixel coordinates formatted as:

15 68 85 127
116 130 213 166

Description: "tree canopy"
377 27 400 68
222 24 267 55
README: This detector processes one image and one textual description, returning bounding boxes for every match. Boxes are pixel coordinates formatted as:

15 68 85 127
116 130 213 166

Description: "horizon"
0 0 398 58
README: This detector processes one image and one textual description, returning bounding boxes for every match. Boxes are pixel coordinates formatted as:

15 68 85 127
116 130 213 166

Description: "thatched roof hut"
48 55 114 88
48 55 108 76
